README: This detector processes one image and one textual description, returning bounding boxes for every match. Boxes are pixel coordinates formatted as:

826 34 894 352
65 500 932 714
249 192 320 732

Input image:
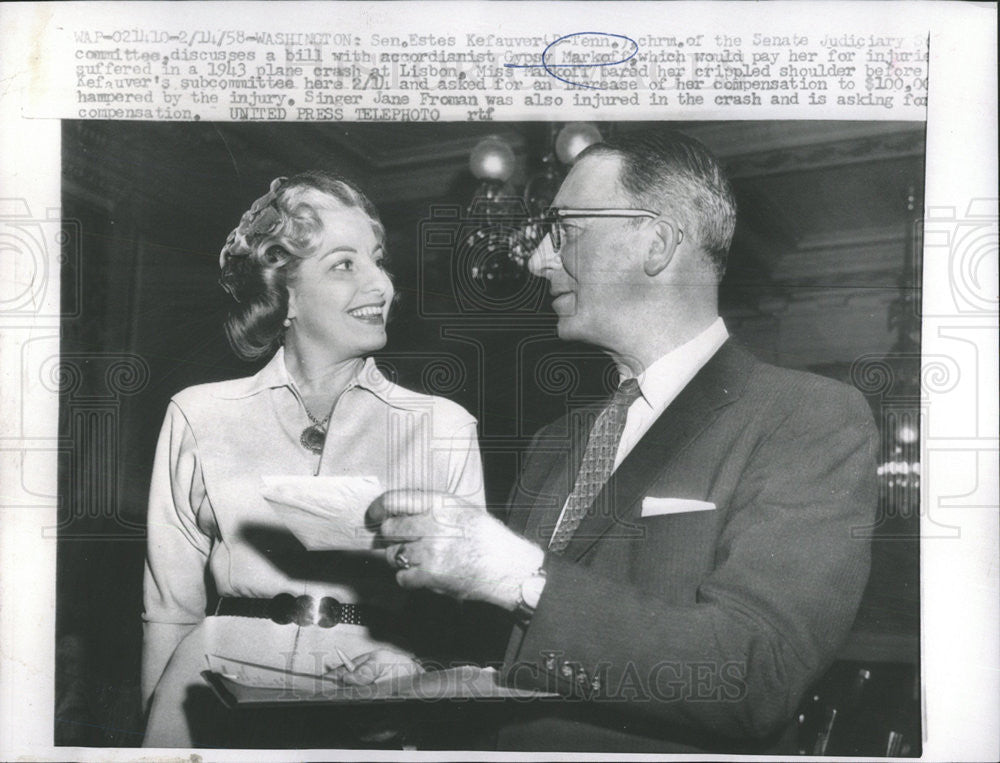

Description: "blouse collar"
215 346 407 409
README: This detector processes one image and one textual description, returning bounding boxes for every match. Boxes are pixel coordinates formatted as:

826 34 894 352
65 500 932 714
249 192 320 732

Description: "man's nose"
526 234 560 279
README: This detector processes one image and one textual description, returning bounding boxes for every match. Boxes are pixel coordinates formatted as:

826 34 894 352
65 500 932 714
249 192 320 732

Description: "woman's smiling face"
286 201 394 363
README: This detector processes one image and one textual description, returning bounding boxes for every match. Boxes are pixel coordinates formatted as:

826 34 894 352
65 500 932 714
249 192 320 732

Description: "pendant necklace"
300 403 331 455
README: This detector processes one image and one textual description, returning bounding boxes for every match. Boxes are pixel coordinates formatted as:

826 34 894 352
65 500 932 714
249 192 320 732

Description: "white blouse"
141 348 484 703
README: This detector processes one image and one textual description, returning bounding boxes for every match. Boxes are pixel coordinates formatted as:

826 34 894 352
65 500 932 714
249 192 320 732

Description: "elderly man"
372 130 878 753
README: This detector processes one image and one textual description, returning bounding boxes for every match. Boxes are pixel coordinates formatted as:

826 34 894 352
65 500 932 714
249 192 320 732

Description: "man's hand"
368 490 545 610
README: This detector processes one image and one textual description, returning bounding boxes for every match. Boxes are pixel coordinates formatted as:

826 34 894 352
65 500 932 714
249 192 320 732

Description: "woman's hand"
326 648 424 686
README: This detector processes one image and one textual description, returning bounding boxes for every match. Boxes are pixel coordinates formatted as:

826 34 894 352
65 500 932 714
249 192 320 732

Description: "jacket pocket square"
641 497 716 517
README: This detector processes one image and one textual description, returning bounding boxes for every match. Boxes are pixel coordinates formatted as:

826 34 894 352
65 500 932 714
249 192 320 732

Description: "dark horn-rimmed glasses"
513 207 683 261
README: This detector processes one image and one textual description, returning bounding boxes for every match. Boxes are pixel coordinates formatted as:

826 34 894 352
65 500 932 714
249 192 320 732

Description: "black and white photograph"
0 3 996 762
56 119 925 754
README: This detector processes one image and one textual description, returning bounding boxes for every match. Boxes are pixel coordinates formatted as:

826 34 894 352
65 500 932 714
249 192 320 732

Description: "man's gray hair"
578 130 737 280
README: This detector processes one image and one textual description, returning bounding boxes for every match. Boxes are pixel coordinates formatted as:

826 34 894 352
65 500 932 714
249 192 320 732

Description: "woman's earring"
283 317 292 328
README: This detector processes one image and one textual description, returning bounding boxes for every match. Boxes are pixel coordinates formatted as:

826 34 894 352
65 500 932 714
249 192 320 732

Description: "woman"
141 172 484 746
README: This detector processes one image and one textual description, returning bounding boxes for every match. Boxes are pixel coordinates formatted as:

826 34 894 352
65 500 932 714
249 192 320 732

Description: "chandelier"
853 185 923 529
463 123 603 292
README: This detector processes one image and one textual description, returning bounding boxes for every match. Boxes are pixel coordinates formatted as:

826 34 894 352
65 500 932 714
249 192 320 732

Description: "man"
371 130 878 753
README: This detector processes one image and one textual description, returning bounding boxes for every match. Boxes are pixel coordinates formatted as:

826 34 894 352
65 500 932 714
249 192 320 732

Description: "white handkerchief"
261 475 383 550
640 497 716 518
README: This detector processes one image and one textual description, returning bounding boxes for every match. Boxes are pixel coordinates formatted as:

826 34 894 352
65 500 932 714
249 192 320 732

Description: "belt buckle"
267 593 297 625
268 593 341 627
316 596 341 628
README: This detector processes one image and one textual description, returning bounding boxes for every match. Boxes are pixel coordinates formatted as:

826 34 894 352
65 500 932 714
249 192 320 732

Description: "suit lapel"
519 452 568 545
519 404 602 546
561 341 754 561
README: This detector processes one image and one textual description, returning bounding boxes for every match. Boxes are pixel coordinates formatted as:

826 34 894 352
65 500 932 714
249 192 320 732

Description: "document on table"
204 655 554 707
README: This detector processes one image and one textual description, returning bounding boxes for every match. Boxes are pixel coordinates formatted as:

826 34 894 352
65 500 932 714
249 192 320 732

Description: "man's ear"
643 219 681 277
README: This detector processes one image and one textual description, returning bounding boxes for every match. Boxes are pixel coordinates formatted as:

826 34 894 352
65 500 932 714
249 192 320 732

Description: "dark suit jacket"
498 341 879 753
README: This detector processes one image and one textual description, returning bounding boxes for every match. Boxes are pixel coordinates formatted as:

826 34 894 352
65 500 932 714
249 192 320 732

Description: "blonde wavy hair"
218 171 386 361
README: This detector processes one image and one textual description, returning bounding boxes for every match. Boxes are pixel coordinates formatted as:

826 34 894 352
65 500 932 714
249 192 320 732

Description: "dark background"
57 120 924 752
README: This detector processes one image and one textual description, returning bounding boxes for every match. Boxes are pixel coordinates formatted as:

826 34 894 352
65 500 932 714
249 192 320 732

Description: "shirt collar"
215 346 404 408
624 317 730 413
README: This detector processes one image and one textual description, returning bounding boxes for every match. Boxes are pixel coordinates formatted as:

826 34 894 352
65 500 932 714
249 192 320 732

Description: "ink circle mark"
505 32 640 90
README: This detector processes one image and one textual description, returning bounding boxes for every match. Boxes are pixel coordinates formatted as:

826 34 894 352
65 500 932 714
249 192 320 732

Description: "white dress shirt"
614 316 730 469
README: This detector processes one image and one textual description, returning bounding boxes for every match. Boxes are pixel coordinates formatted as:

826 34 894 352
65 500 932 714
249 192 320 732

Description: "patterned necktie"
548 377 643 554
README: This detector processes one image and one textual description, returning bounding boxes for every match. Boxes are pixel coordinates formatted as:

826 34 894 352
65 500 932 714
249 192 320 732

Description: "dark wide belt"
215 594 370 628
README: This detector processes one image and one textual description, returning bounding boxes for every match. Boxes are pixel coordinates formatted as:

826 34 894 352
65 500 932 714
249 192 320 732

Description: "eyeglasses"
515 207 683 258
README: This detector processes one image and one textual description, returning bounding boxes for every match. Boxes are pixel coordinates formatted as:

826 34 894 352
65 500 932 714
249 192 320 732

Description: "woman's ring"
393 547 412 570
